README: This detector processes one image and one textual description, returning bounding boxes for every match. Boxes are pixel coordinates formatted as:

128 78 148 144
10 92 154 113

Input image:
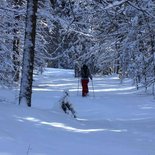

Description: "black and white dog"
60 90 76 118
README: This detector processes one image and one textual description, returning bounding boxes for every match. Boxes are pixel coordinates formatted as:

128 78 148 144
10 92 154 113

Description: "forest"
0 0 155 106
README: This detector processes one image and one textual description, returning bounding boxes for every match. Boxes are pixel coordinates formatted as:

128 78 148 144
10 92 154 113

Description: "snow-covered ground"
0 68 155 155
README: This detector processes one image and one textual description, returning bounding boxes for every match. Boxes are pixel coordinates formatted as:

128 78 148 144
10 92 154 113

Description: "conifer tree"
19 0 38 107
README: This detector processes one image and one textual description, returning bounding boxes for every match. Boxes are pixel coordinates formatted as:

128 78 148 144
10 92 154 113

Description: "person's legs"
81 79 89 96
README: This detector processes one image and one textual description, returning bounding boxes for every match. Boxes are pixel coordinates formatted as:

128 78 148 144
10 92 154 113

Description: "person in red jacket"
80 64 92 97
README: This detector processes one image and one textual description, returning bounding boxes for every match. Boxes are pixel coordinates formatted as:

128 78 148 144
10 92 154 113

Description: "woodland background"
0 0 155 105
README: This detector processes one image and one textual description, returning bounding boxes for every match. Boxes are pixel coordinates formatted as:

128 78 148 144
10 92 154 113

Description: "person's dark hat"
83 64 87 68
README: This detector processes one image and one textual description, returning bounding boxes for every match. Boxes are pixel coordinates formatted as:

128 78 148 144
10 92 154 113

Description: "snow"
0 68 155 155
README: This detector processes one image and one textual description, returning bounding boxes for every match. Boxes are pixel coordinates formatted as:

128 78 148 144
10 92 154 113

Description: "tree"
12 0 25 82
1 0 155 97
19 0 38 107
0 1 15 86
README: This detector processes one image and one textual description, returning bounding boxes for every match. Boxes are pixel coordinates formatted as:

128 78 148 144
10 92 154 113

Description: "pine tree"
12 0 24 82
19 0 38 107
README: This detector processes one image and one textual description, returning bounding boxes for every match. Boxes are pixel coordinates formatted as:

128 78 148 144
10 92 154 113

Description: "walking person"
80 64 92 97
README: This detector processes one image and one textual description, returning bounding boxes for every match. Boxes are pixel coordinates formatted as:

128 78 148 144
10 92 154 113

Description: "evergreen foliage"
1 0 155 95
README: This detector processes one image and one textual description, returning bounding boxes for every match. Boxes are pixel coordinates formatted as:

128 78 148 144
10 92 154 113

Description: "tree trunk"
12 0 22 82
19 0 38 107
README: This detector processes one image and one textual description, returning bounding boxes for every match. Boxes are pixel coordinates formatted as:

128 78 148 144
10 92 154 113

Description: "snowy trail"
1 68 155 155
33 68 155 121
32 68 155 155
